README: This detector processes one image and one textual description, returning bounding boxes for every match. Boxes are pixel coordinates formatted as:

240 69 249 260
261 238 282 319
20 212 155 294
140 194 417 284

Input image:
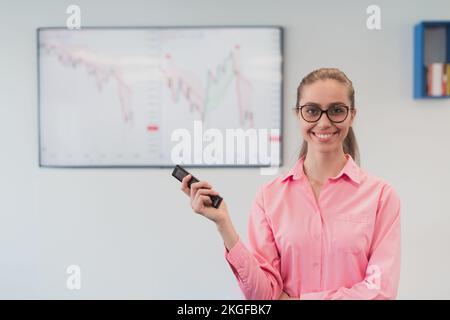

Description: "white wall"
0 0 449 299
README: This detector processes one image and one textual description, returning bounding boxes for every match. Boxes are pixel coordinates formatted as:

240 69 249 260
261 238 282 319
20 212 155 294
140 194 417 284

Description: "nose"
316 111 333 129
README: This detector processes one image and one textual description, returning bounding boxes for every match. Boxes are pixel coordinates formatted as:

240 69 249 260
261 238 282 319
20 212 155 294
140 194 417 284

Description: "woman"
180 68 401 300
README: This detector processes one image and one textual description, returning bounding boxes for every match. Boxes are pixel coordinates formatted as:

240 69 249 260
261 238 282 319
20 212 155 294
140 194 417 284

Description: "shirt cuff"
224 238 250 272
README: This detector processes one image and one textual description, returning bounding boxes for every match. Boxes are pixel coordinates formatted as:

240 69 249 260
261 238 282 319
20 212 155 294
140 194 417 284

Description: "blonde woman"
180 68 401 300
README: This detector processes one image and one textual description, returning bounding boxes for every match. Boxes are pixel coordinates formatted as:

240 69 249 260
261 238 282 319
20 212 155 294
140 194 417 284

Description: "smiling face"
297 79 356 155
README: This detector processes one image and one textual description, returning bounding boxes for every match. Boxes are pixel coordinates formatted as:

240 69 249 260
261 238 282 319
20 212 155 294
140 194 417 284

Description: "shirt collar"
281 153 361 185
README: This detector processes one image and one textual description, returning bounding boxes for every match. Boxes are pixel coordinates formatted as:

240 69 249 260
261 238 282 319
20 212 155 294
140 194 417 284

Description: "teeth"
315 133 334 139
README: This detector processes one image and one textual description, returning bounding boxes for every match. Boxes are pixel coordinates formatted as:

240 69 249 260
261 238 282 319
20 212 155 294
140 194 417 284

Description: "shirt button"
313 262 319 268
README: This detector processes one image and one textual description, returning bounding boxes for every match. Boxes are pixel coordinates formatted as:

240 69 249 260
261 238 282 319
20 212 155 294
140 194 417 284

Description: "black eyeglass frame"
296 104 354 123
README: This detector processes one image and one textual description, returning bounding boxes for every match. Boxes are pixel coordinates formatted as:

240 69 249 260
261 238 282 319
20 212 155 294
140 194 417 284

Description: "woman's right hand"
181 174 229 225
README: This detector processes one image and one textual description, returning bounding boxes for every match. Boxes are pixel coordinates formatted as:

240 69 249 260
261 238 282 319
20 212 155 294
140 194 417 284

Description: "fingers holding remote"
192 189 227 224
192 188 219 213
180 174 212 196
189 180 212 199
180 174 192 196
179 174 227 223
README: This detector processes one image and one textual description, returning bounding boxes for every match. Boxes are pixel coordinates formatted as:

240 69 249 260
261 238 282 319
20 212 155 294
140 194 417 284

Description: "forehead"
300 79 350 105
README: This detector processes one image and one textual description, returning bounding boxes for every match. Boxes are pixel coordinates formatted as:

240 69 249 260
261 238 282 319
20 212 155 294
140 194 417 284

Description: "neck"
303 149 347 184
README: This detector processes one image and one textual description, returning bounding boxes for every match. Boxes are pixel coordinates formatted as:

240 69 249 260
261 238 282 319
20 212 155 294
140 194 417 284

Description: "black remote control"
172 165 223 209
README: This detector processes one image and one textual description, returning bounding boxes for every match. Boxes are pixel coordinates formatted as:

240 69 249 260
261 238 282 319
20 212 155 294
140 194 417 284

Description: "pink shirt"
225 154 401 300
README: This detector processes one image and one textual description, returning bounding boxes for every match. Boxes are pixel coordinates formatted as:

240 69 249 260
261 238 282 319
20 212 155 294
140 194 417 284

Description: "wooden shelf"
413 21 450 99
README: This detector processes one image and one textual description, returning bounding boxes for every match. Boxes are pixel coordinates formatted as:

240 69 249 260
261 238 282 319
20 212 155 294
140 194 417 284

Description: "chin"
310 143 341 153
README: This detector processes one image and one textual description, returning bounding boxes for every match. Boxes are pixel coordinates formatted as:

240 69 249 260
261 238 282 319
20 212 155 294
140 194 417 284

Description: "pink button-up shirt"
225 154 401 300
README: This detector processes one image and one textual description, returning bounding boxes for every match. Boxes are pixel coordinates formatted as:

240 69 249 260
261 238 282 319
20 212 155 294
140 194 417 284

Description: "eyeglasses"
296 104 353 123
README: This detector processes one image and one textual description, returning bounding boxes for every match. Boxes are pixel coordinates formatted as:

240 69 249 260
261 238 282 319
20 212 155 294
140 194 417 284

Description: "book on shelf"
447 64 450 96
426 63 450 97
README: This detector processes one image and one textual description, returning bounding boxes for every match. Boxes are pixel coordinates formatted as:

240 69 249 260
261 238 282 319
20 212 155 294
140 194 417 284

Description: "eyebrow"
301 102 348 107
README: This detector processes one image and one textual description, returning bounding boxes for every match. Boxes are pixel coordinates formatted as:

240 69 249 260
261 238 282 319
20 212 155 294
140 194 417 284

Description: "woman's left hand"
278 291 291 300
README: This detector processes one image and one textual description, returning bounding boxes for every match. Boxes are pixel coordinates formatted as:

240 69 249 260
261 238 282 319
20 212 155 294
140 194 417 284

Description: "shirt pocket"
331 213 370 254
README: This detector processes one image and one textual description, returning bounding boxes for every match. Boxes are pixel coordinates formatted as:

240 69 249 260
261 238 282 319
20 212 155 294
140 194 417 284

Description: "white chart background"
38 27 282 167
